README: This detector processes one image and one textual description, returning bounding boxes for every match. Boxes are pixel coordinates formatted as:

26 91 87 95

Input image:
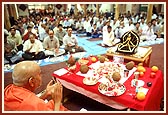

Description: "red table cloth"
53 59 164 111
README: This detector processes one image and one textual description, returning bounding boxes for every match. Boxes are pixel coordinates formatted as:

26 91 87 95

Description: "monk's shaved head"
12 61 41 86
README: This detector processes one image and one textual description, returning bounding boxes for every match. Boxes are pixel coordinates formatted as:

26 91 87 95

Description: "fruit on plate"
78 59 89 65
151 66 159 73
150 72 156 78
138 63 143 66
83 77 97 85
68 65 76 72
112 72 121 82
125 61 135 70
136 92 146 101
80 64 89 74
67 55 76 66
137 66 146 73
99 56 105 63
139 71 144 77
91 57 97 63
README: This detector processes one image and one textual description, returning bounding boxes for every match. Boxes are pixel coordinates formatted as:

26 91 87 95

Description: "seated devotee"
151 19 160 37
75 18 85 34
110 18 120 33
141 21 157 41
7 27 23 51
91 24 101 38
22 24 38 43
125 18 135 31
133 22 147 42
8 25 22 36
17 21 25 36
4 61 68 111
133 22 143 37
96 18 104 32
63 27 85 53
114 21 127 39
22 33 45 60
63 18 71 29
43 30 65 57
69 16 76 31
38 23 47 42
140 17 147 29
53 21 59 35
102 20 111 38
84 17 92 36
102 25 120 46
55 24 67 46
157 22 164 38
4 31 23 64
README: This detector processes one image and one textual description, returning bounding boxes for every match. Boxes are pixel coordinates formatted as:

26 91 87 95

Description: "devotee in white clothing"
133 22 147 42
110 18 120 32
76 18 85 34
102 20 110 39
141 22 157 41
140 17 147 29
22 33 45 60
63 27 85 53
125 18 135 31
102 26 120 46
96 18 104 31
63 18 71 29
133 22 143 37
115 21 127 39
84 17 92 36
38 23 48 42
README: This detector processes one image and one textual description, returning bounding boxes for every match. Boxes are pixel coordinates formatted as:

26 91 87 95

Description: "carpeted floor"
3 43 165 111
97 43 112 48
86 37 103 41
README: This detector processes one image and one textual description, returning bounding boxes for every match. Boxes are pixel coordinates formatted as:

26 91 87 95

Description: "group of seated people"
73 16 163 47
4 26 85 65
4 11 164 65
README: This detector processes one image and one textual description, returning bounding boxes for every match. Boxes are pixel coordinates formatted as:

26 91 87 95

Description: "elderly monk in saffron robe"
4 61 68 111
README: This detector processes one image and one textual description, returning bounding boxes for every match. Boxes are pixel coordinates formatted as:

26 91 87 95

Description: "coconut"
112 72 121 82
99 56 105 63
125 61 135 70
67 55 76 66
80 65 89 74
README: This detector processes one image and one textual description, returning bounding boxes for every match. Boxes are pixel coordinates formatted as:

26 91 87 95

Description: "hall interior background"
4 3 164 30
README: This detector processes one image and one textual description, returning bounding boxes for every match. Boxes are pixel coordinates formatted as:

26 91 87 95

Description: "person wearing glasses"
43 30 65 57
